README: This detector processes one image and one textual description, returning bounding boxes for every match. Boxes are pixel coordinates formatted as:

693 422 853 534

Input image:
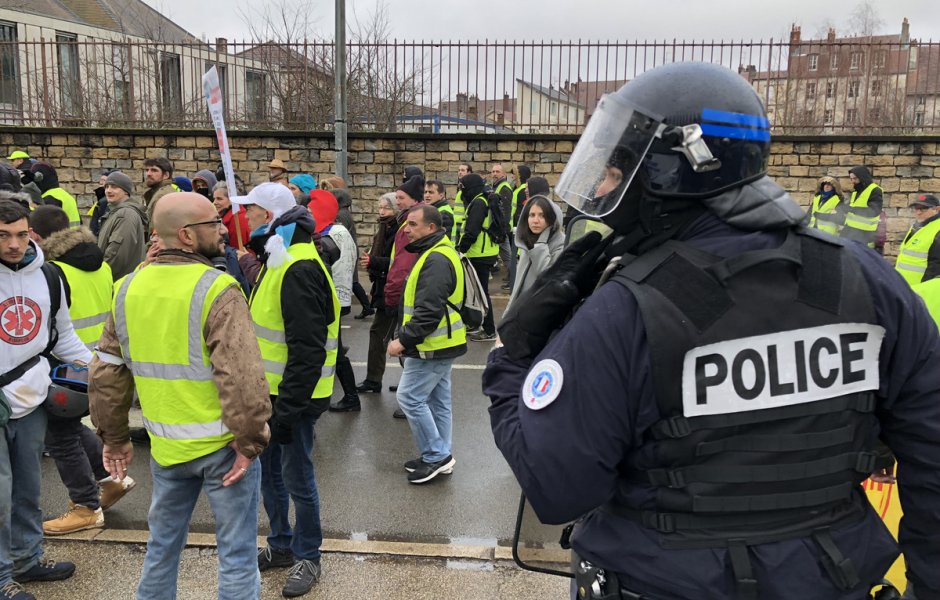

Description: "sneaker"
257 546 294 572
0 581 35 600
392 408 406 419
14 557 75 583
388 385 398 392
282 559 321 598
403 457 422 473
353 307 375 320
468 331 497 342
328 396 361 412
99 475 136 510
355 380 381 393
42 505 104 536
407 456 456 484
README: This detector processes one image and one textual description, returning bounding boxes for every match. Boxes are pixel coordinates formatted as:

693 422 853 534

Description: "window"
869 107 881 122
56 33 81 116
806 82 816 99
871 80 882 97
824 109 834 124
562 104 568 119
874 50 887 69
0 22 19 110
112 44 130 117
850 51 863 70
848 80 860 98
914 112 925 127
245 70 267 122
830 52 839 69
826 81 836 98
159 52 182 118
916 95 927 106
550 101 557 116
808 54 818 71
846 108 858 124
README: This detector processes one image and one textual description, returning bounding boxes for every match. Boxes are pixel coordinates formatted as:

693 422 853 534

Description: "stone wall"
1 128 938 257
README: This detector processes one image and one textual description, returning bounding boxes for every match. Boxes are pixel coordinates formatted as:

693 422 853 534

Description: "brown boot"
99 475 136 510
43 505 104 535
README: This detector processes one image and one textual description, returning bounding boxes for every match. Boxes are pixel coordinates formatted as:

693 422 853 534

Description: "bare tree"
846 0 884 37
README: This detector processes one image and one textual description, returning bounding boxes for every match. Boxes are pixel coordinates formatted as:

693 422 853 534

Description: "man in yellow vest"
896 194 940 286
27 206 135 537
424 180 454 239
842 165 883 248
388 204 466 484
27 162 81 228
457 173 499 341
89 192 271 600
231 182 338 598
808 175 846 236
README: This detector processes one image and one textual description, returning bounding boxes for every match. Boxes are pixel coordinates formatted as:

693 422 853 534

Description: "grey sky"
146 0 940 44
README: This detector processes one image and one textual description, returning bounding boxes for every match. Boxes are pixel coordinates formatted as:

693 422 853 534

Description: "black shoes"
356 380 381 393
14 558 75 583
389 385 398 392
407 455 456 484
128 427 150 446
392 408 406 419
329 396 361 412
403 457 422 472
282 559 321 597
354 307 375 320
468 331 497 342
257 546 294 572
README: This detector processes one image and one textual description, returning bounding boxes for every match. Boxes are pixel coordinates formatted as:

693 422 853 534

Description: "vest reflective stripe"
42 188 81 228
463 194 499 258
402 237 466 357
113 263 237 467
809 195 841 235
845 184 881 232
895 218 940 286
453 191 466 239
249 242 340 398
52 261 113 348
511 183 527 224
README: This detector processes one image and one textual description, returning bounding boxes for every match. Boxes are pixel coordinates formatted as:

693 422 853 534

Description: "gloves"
269 419 293 445
498 231 612 361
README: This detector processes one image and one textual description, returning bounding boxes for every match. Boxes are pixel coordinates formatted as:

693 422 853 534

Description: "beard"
195 236 224 260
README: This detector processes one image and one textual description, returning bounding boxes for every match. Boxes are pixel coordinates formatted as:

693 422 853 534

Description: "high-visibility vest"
511 183 528 225
809 194 842 235
249 242 340 399
895 218 940 286
913 277 940 330
402 236 466 356
52 260 113 350
438 202 456 239
42 188 81 229
462 194 499 259
844 183 882 244
452 191 465 240
113 262 238 467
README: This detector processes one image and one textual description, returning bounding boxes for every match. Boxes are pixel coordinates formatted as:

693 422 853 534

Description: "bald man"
89 192 272 600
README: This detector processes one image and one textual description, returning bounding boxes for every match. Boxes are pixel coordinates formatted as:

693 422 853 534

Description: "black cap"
910 194 940 208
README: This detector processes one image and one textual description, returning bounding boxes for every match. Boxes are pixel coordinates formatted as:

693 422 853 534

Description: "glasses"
182 218 223 229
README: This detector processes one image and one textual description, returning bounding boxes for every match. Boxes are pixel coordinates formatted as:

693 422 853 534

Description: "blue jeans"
136 446 261 600
259 413 322 561
0 408 47 587
397 357 455 463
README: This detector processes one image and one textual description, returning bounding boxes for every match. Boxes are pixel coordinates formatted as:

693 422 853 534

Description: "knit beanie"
398 175 425 203
106 171 134 196
308 190 338 234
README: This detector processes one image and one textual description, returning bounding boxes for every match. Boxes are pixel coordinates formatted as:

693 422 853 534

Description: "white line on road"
349 361 487 371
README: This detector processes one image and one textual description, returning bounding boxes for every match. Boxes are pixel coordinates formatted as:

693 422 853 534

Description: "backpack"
447 252 490 331
484 191 510 245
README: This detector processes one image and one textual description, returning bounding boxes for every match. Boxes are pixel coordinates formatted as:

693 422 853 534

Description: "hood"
249 205 318 269
108 197 148 218
459 173 485 202
515 197 564 247
0 238 43 274
30 162 59 194
817 176 844 198
849 166 874 191
308 190 338 233
700 176 806 231
41 227 104 271
405 228 447 254
193 169 218 191
289 174 317 196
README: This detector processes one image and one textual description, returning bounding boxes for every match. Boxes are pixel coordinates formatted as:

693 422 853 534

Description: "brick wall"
2 128 938 257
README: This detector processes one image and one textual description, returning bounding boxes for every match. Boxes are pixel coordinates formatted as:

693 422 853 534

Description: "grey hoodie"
506 198 565 309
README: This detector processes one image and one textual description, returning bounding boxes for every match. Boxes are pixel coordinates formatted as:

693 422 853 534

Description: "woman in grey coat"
505 195 565 310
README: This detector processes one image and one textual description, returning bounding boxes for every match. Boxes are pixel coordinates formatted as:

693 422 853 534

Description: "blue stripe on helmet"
702 108 770 130
700 123 771 142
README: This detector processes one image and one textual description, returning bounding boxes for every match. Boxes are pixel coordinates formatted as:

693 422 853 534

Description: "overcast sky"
144 0 940 44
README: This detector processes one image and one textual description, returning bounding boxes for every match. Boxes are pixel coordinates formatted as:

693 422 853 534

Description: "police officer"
484 62 940 600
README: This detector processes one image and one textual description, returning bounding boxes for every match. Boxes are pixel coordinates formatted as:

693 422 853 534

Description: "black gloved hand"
498 231 612 361
269 419 293 445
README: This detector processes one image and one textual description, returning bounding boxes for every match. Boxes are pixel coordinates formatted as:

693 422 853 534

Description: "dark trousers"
365 307 398 383
470 256 498 335
45 417 109 509
352 281 371 309
334 323 358 399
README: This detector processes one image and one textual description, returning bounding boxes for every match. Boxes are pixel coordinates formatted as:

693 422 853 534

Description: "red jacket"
221 207 251 249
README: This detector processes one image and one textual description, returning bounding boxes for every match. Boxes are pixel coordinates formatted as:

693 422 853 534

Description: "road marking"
349 361 487 371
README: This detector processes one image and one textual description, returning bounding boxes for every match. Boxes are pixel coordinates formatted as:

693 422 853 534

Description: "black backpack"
484 192 510 245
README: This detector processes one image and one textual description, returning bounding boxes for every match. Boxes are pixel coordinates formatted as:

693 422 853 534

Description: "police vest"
42 188 81 229
402 237 466 357
809 194 842 235
452 191 466 240
462 194 499 259
912 278 940 330
607 228 885 593
511 183 528 226
249 242 340 399
844 183 882 244
895 218 940 286
52 261 113 350
113 263 237 467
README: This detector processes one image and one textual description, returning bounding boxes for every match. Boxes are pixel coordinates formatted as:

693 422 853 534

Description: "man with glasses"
89 192 271 600
896 194 940 286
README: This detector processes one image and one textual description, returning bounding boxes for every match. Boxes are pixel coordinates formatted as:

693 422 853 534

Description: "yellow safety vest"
844 183 882 245
913 278 940 330
438 202 456 239
249 242 340 399
511 183 528 225
42 188 81 229
113 262 237 467
52 261 113 350
462 194 499 259
402 237 466 357
895 218 940 286
452 191 466 240
809 195 842 235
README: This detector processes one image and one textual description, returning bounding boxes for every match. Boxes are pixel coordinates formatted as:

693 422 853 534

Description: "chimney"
502 92 510 116
215 38 228 54
901 18 910 47
827 27 836 43
467 105 477 121
496 112 504 125
456 92 468 115
789 24 801 56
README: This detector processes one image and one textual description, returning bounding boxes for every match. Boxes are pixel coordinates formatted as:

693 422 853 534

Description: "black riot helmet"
556 62 772 219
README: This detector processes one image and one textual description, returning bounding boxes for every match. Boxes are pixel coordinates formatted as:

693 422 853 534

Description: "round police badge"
523 359 564 410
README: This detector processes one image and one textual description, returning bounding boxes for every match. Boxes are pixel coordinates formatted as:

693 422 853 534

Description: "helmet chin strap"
602 184 708 256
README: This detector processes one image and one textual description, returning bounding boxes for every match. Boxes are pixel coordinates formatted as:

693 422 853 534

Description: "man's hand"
387 338 405 357
870 466 897 484
360 253 371 269
102 442 134 481
222 441 254 487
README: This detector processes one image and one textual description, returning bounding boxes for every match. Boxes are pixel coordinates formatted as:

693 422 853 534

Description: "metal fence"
0 36 938 133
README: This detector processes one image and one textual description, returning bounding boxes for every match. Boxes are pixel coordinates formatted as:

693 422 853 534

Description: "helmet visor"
556 94 664 217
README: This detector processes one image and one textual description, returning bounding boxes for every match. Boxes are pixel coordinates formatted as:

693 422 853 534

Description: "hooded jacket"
507 199 565 308
97 196 149 281
842 166 884 244
192 169 218 196
1 240 92 419
42 227 109 305
365 213 398 309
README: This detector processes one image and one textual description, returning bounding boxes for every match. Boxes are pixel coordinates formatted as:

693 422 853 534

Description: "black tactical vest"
606 227 886 596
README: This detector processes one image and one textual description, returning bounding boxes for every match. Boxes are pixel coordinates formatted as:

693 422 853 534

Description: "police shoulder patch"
523 359 564 410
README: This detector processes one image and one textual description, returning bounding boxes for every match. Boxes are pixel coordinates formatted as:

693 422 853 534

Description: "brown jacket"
89 250 271 459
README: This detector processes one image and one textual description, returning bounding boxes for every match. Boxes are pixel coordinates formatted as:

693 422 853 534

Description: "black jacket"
431 198 455 240
368 213 402 308
456 193 493 255
396 229 467 360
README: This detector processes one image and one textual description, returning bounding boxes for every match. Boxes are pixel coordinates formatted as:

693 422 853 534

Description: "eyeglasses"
182 218 223 229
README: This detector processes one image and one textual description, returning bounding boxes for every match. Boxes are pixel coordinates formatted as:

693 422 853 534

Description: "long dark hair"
519 195 557 249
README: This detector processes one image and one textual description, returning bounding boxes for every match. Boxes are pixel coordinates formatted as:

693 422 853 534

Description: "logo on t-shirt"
0 296 43 345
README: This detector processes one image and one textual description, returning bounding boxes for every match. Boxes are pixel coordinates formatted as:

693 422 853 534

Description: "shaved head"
152 192 223 258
